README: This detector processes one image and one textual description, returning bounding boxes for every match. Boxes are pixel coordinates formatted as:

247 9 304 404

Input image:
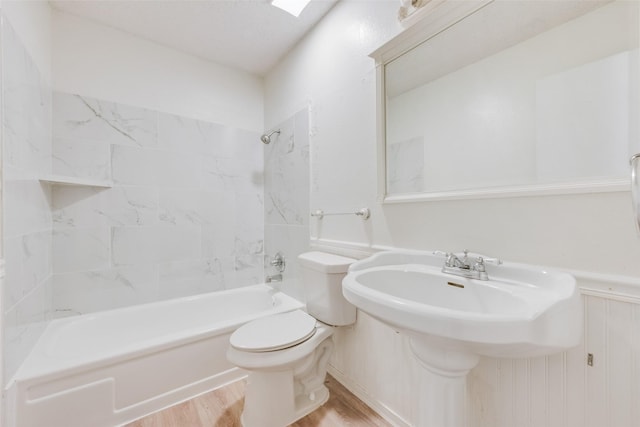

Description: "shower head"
260 130 280 144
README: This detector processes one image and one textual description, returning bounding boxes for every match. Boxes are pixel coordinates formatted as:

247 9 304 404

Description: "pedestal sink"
342 250 582 427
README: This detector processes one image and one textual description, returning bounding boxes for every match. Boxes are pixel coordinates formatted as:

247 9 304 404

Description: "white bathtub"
6 285 304 427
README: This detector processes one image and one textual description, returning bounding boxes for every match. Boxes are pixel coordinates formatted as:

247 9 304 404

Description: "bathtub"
6 284 304 427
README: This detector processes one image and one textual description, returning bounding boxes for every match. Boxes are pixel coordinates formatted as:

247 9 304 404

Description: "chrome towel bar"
311 208 370 220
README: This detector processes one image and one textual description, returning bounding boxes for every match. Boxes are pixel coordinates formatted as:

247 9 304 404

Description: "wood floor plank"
126 375 390 427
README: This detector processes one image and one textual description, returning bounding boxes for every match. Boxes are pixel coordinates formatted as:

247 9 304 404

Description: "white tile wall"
52 186 159 228
4 232 51 308
264 108 310 302
53 137 111 180
53 227 110 273
51 92 264 315
111 226 201 265
157 112 228 155
52 266 158 317
202 155 239 192
3 172 52 238
52 93 157 148
158 258 229 299
3 278 51 381
158 189 221 226
2 19 53 382
114 146 204 187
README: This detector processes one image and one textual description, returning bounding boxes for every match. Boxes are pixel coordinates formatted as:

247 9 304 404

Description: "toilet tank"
298 251 357 326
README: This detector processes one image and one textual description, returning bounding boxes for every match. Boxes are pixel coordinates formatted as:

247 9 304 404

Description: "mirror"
374 0 640 202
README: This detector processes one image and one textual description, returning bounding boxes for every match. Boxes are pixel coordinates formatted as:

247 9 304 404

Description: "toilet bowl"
226 251 356 427
227 310 334 427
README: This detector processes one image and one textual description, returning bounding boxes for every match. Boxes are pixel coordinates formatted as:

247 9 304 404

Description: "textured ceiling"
50 0 339 76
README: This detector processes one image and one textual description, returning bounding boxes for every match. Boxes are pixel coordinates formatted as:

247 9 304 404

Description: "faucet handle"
481 256 502 265
473 257 486 272
434 251 465 268
270 252 286 272
473 256 502 271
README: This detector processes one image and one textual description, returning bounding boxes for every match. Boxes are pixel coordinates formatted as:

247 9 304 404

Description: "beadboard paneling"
469 293 640 427
329 266 640 427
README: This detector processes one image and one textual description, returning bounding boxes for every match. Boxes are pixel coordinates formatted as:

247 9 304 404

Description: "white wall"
265 0 400 249
52 10 264 132
265 0 640 278
265 1 640 426
2 0 52 84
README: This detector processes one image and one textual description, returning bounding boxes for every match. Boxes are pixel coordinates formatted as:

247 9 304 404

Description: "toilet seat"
230 310 317 352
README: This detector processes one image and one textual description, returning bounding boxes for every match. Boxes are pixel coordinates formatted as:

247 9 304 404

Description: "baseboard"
327 365 411 427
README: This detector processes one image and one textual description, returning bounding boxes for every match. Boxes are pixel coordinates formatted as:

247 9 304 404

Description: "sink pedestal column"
409 337 479 427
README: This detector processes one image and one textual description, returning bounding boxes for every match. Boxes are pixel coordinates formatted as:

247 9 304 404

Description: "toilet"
226 251 356 427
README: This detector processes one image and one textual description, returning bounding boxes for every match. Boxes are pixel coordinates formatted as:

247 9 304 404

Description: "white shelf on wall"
39 175 113 188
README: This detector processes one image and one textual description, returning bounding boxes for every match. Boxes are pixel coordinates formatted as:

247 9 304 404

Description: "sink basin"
342 250 582 426
342 250 582 360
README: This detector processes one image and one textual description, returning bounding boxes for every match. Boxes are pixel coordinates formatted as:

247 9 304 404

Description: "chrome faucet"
266 273 282 283
270 252 286 272
433 250 502 281
265 252 286 284
445 250 468 269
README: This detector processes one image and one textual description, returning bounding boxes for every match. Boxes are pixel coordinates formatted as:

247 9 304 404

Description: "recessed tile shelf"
39 175 113 188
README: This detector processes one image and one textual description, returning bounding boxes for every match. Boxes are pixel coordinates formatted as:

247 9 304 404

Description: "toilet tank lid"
297 251 356 273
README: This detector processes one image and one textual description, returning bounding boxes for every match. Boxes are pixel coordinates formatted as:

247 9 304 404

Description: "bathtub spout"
266 274 282 283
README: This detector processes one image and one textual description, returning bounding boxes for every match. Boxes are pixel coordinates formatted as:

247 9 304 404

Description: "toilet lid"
230 310 317 352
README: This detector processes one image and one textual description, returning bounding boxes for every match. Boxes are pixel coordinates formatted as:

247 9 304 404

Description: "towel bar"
311 208 370 220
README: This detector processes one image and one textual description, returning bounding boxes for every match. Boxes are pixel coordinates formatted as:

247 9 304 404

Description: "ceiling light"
271 0 311 17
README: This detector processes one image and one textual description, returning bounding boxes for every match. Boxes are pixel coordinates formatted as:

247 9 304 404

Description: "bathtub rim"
7 284 304 387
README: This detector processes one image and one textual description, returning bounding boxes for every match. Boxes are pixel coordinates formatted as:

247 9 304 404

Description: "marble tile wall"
2 20 54 382
51 92 263 315
264 109 310 302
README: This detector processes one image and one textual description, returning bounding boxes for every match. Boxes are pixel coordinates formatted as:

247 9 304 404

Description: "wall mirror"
373 0 640 202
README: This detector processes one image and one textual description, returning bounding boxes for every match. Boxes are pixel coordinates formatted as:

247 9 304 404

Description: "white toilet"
226 251 356 427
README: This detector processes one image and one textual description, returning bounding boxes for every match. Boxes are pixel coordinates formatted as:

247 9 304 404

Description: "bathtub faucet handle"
270 252 286 272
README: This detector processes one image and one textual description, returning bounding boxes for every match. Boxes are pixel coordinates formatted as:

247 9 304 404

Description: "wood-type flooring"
126 374 392 427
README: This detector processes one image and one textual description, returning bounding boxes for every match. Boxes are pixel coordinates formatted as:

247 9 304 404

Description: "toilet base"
240 383 329 427
238 334 334 427
294 382 330 419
